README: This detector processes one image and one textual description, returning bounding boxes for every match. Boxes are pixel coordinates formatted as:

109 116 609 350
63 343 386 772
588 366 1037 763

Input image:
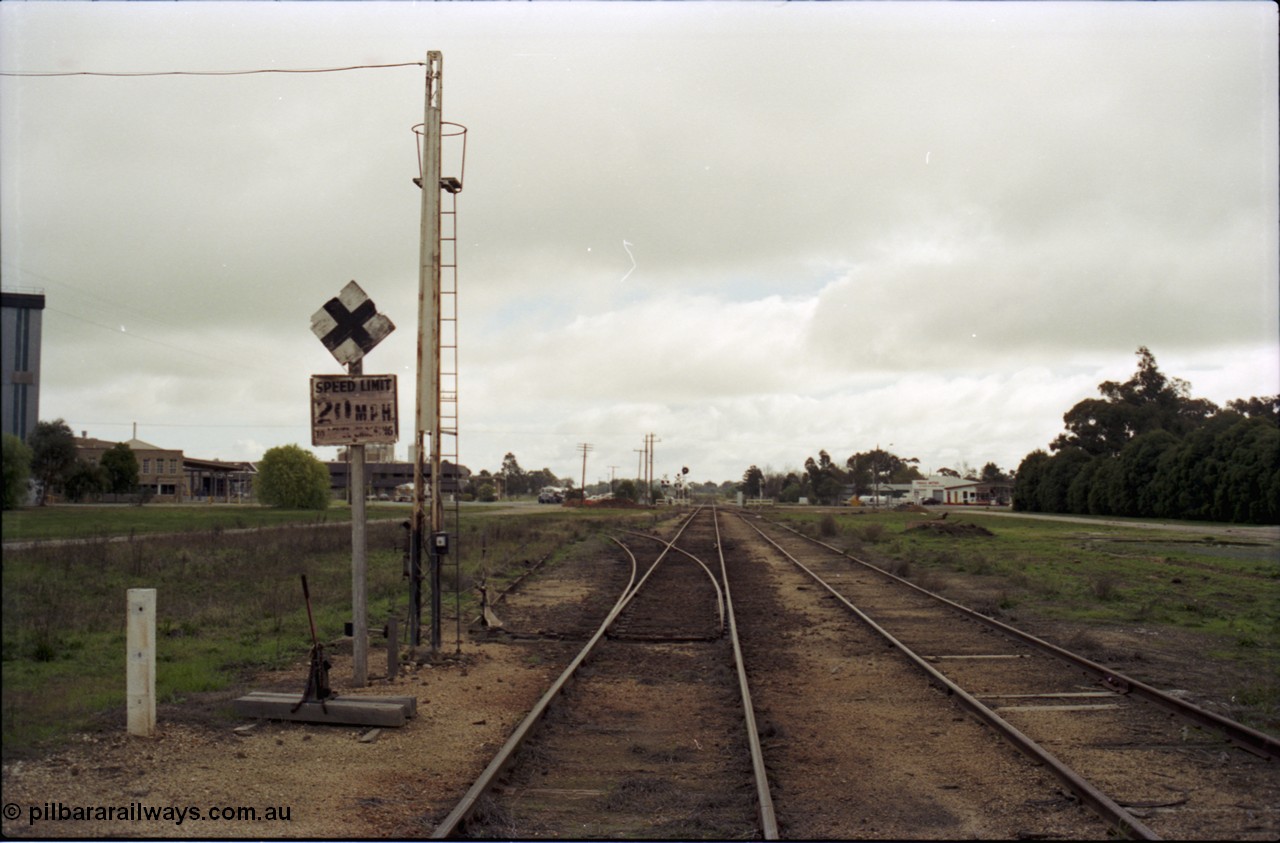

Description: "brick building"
75 434 184 501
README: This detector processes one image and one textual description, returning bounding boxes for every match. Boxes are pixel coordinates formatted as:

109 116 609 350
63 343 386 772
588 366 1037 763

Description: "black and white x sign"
310 281 395 366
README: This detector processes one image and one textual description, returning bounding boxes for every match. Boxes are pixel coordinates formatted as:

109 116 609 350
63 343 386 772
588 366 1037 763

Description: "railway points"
432 506 1278 840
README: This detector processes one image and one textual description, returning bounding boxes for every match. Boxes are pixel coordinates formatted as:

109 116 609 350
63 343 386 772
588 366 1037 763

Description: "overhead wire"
5 261 287 374
3 59 428 444
0 62 425 78
43 305 258 373
66 421 302 430
4 261 197 336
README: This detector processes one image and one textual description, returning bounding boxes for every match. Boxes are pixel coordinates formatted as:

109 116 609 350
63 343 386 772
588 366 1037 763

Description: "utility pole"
874 442 880 508
578 443 593 500
634 448 644 501
412 51 444 651
643 433 660 506
648 434 654 504
641 437 649 504
608 465 619 497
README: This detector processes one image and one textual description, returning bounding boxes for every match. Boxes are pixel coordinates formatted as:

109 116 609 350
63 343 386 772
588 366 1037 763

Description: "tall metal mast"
412 51 444 651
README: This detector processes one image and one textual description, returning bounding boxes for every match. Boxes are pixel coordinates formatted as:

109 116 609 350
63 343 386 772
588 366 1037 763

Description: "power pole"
643 433 660 506
578 443 593 499
874 441 881 509
640 438 648 504
634 448 644 499
608 465 619 496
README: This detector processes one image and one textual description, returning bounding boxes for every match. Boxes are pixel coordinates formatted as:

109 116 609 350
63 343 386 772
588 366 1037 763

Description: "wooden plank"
239 691 417 718
232 695 407 727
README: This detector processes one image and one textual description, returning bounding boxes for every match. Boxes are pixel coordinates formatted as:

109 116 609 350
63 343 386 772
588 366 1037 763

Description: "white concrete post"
126 588 156 736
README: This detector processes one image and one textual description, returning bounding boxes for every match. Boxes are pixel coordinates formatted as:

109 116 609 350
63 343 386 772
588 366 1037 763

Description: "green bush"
253 444 330 510
2 433 33 509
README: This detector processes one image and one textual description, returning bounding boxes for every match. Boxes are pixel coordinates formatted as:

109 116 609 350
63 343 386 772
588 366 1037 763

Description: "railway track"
432 507 775 839
432 506 1275 839
728 510 1279 840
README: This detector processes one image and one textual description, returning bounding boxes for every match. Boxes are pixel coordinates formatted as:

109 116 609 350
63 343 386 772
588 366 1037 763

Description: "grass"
783 509 1276 622
0 502 409 543
772 506 1280 729
1 502 666 759
7 502 1273 751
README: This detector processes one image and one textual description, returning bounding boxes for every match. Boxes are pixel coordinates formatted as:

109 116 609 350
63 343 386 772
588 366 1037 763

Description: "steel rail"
767 515 1280 761
613 505 705 605
429 509 700 838
617 527 726 636
712 504 780 839
734 511 1160 841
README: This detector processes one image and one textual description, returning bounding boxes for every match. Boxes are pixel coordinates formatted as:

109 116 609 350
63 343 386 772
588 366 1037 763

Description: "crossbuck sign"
310 280 395 366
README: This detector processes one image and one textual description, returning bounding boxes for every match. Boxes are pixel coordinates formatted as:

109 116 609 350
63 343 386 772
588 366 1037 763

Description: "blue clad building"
1 288 45 443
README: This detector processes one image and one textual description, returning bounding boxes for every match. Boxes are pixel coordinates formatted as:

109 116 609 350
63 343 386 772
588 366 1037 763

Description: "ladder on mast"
438 186 463 652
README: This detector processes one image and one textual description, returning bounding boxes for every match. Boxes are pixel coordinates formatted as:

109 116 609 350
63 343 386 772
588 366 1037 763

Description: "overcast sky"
2 1 1276 487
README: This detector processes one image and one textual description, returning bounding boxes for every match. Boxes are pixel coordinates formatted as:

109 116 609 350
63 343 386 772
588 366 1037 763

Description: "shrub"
253 445 330 510
2 433 32 509
860 523 886 543
1089 571 1121 600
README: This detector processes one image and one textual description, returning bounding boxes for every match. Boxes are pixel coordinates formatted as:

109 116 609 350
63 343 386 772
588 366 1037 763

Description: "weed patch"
860 523 887 543
1089 571 1122 601
1 506 657 758
770 508 1279 679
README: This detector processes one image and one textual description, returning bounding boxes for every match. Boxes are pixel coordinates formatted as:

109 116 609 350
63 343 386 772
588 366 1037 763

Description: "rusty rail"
432 507 777 839
618 527 726 636
712 504 779 839
768 515 1280 762
431 509 707 838
734 511 1160 840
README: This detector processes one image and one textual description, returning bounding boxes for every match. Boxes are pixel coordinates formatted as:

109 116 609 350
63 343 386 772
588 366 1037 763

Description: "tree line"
1013 347 1279 525
471 453 734 503
0 425 690 511
740 449 1011 506
4 420 145 509
467 452 571 502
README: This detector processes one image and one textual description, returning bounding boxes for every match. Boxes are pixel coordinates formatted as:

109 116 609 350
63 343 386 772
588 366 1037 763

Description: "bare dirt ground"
0 640 568 838
2 516 1275 839
731 513 1279 839
718 514 1110 839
